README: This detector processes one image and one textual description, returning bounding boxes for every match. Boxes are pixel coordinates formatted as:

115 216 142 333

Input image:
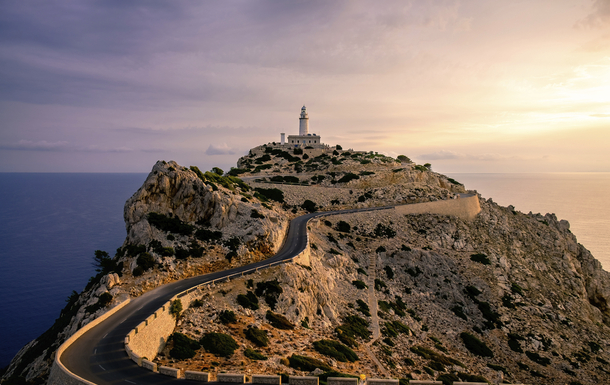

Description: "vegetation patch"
301 199 318 213
288 354 331 372
336 221 351 233
170 332 200 359
266 310 295 330
526 351 551 366
200 332 238 357
255 279 284 310
356 299 370 316
244 348 268 360
337 173 360 184
254 187 285 203
313 339 359 362
336 315 371 347
451 305 468 320
218 310 236 324
147 212 195 235
460 332 493 357
352 280 367 290
410 346 466 368
470 253 491 265
244 327 269 347
237 291 259 310
195 228 223 243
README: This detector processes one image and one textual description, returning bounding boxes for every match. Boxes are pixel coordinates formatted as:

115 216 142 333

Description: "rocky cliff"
2 148 610 385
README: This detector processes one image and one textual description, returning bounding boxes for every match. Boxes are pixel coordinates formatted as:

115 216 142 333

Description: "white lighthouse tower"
299 106 309 136
285 106 322 148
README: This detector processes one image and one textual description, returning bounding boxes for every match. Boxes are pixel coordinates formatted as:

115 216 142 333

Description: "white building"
284 106 323 147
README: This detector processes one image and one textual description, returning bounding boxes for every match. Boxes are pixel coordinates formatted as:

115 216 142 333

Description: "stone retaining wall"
394 194 480 220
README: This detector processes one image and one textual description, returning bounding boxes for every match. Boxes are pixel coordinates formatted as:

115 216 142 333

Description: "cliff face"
3 151 610 385
164 197 610 385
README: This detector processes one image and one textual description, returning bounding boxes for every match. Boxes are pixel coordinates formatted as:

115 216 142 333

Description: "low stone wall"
252 374 281 384
394 194 480 220
217 373 246 383
185 370 210 381
328 377 358 385
48 299 131 385
289 375 319 385
367 379 398 385
125 301 176 362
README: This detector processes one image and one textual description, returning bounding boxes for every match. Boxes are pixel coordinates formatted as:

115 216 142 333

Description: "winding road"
60 205 394 384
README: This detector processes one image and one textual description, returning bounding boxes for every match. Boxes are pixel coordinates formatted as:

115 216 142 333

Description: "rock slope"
2 147 610 385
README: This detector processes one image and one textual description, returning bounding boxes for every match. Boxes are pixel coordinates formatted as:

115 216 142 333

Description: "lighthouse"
299 106 309 136
285 106 322 148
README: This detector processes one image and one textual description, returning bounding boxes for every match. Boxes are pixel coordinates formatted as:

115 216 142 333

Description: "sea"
0 172 608 369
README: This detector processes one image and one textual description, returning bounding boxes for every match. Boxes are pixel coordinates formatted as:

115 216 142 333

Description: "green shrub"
337 173 360 184
313 339 359 362
384 266 394 279
374 223 396 238
132 266 144 277
170 299 183 318
508 333 524 353
335 315 371 347
436 373 459 385
200 332 238 357
457 373 489 383
244 327 269 347
410 346 466 368
254 187 285 203
301 199 317 213
511 282 524 295
218 310 236 324
487 363 509 375
428 361 444 371
147 212 194 235
136 252 155 271
251 209 265 219
237 291 259 310
383 337 395 347
266 310 295 329
376 246 386 253
336 221 351 232
357 267 367 276
374 279 387 291
85 292 113 314
352 280 367 290
460 332 493 357
191 298 204 308
470 253 491 265
288 354 331 372
255 280 284 310
451 305 468 320
244 348 268 360
170 332 200 359
356 299 370 316
194 228 223 243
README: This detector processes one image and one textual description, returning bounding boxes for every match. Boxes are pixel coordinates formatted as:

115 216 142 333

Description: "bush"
384 266 394 279
136 252 155 271
337 173 360 184
508 333 524 353
251 209 265 219
195 228 223 243
301 199 317 213
288 354 331 372
352 280 367 290
313 339 359 362
451 305 468 320
244 348 268 360
132 266 144 277
245 327 269 347
374 279 387 291
335 315 371 347
200 332 238 357
147 212 194 235
470 253 491 265
460 332 493 357
374 223 396 238
410 346 465 368
218 310 236 324
255 280 284 310
356 299 370 316
254 187 285 203
170 332 200 359
336 221 351 233
266 311 295 330
237 291 259 310
170 299 183 318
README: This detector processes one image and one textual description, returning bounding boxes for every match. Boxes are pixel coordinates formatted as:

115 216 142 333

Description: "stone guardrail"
47 299 131 385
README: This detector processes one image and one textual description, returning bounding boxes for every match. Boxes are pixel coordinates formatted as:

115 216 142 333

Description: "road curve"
61 205 394 385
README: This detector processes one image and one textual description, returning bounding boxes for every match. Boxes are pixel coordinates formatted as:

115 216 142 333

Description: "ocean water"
446 172 610 271
0 173 147 369
0 172 608 369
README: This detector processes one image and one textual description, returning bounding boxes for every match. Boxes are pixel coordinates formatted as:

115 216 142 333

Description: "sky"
0 0 609 174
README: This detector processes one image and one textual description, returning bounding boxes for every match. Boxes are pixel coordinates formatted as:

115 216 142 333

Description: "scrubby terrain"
2 145 610 385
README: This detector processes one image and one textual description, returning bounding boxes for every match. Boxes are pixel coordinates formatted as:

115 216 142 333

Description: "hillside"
2 145 610 385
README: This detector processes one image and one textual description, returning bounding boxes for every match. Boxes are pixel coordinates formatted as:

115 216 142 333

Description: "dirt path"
365 252 389 377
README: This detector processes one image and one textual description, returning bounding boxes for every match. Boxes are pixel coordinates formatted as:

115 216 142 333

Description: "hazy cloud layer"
0 1 609 173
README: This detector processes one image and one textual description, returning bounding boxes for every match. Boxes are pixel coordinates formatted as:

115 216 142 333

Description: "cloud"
205 143 235 156
590 113 610 117
0 140 72 151
418 150 548 162
576 0 610 28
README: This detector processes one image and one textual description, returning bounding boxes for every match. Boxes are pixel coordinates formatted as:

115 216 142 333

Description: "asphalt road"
61 205 394 384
